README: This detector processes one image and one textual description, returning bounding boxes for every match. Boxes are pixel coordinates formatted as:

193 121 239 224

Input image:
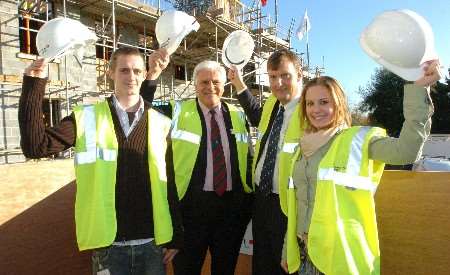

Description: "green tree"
430 80 450 134
350 108 369 126
358 68 450 136
358 68 405 136
166 0 212 15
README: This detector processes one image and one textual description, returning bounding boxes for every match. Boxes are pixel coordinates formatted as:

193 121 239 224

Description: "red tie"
210 109 227 196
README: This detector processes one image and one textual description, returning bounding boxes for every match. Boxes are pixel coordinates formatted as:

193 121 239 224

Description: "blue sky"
259 0 450 107
159 1 449 107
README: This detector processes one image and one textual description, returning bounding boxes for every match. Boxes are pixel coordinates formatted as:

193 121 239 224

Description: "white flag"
296 10 311 41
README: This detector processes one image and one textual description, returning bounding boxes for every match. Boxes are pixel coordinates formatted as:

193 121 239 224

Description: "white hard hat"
360 9 438 81
155 10 200 55
36 17 97 60
221 30 255 69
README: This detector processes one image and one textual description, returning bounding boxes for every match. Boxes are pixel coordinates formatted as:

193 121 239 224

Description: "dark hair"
267 49 302 74
109 47 144 71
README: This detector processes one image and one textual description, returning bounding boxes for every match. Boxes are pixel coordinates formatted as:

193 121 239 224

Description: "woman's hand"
414 60 442 87
24 58 48 78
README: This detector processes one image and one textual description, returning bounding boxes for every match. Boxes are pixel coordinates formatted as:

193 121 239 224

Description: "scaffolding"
0 0 304 161
13 0 297 100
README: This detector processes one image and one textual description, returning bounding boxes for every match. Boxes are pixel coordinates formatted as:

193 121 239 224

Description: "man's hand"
162 248 178 264
414 59 442 88
146 48 170 80
24 58 48 78
281 260 289 273
227 65 247 92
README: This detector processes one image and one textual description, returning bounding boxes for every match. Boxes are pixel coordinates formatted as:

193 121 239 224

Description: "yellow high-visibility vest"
253 95 303 215
170 100 252 199
308 126 386 275
73 101 173 251
286 172 301 273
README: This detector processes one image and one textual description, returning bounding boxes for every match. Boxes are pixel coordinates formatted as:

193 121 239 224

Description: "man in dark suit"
228 49 303 275
142 60 253 275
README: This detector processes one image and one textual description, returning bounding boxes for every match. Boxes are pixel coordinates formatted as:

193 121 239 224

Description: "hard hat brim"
360 9 438 81
155 10 200 55
36 17 97 60
221 30 255 69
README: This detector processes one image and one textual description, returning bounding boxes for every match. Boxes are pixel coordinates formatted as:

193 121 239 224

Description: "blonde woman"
281 60 441 275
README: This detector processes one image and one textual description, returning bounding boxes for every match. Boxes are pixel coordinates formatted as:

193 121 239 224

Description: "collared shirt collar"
111 95 145 137
198 99 222 117
281 91 301 113
112 95 145 113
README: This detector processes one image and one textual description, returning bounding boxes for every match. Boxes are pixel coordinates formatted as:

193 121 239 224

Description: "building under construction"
0 0 301 164
2 2 450 275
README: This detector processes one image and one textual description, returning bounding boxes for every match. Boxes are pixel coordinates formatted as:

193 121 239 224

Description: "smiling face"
195 68 224 109
268 56 302 105
109 54 146 98
305 85 335 130
300 76 352 132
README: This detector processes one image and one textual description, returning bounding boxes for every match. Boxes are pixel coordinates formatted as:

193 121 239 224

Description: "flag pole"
306 17 310 72
275 0 278 49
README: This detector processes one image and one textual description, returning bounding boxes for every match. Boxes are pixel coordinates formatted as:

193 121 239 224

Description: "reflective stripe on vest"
282 142 299 154
234 132 249 143
347 127 370 173
257 131 264 141
75 148 118 164
317 127 376 193
171 129 201 144
74 105 117 165
318 168 376 193
171 101 201 145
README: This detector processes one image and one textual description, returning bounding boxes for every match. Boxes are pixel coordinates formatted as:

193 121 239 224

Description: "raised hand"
146 48 170 80
414 60 442 87
227 65 247 92
24 58 48 78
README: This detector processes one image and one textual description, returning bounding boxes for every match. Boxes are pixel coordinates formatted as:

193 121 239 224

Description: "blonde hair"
300 76 352 132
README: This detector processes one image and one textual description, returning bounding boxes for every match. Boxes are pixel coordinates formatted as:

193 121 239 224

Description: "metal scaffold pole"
112 0 117 50
274 0 278 49
258 2 263 107
102 14 107 93
215 24 218 62
62 0 70 118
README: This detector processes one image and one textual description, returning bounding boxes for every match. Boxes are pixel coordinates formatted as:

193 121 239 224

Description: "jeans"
297 240 323 275
92 241 165 275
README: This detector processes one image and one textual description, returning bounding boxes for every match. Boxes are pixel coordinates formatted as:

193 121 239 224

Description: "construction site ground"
1 160 450 274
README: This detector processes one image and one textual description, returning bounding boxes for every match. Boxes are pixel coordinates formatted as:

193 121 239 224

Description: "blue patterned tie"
258 106 285 196
210 109 227 196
